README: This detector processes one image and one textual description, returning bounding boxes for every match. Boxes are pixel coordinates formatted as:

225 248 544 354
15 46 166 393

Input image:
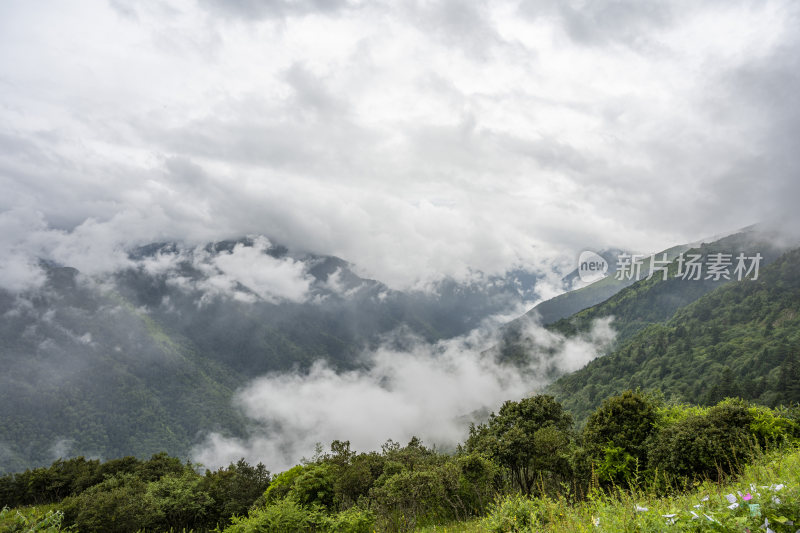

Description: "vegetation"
549 246 800 423
3 241 799 530
1 391 798 532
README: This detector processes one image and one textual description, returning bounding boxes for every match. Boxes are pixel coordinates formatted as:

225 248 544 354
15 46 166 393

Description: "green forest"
549 247 800 422
2 392 799 532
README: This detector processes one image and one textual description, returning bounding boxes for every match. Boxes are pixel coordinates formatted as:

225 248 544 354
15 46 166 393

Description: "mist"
192 315 615 471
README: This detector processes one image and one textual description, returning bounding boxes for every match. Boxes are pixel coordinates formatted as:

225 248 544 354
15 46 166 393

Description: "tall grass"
421 445 800 532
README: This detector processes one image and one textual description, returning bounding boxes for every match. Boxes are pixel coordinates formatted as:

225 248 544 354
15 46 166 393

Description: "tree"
144 471 213 531
202 459 271 526
465 395 573 495
582 390 658 485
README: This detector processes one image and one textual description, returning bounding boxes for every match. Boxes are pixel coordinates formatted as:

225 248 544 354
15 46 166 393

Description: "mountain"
545 230 787 346
496 228 786 361
528 246 685 325
0 237 542 473
547 244 800 424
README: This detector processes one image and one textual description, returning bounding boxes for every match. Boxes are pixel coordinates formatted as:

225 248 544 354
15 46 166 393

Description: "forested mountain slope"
529 245 684 325
549 230 785 341
494 230 786 367
549 246 800 422
0 238 542 473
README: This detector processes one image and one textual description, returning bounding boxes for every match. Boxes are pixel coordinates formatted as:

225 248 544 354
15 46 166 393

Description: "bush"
143 471 213 531
583 390 658 486
320 506 375 533
466 395 573 496
224 498 318 533
291 463 338 510
333 452 384 508
201 459 271 527
648 398 756 481
263 465 305 504
749 405 799 448
0 506 67 532
481 494 546 532
59 474 150 533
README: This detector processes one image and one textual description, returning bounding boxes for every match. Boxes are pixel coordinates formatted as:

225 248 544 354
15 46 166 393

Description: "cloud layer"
1 0 799 291
192 315 615 470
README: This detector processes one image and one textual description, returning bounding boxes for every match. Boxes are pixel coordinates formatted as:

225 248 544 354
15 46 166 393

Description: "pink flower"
743 493 752 501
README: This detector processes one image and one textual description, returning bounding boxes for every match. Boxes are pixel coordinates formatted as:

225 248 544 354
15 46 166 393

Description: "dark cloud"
198 0 352 20
518 0 674 49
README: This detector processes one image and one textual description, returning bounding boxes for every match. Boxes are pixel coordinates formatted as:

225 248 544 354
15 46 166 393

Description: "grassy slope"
418 445 800 532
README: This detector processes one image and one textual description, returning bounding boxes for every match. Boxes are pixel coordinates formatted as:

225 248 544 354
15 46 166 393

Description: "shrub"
481 494 546 532
59 474 150 533
263 465 305 504
320 506 375 533
583 390 657 486
648 398 756 481
0 506 66 532
291 463 338 510
224 498 318 533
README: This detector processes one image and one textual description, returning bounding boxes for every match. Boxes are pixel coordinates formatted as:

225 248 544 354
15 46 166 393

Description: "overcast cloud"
192 315 616 470
1 0 798 291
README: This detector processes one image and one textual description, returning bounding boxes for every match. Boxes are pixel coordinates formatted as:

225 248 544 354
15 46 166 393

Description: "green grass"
0 504 68 532
418 445 800 532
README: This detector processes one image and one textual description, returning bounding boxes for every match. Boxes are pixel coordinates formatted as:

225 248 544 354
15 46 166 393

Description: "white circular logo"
577 251 608 283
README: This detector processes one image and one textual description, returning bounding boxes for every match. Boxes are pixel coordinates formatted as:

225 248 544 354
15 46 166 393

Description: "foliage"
551 247 800 423
58 473 150 533
318 506 376 533
648 398 758 482
479 444 800 532
22 455 271 532
583 389 658 485
224 497 318 533
290 462 338 509
201 458 271 525
262 465 305 504
466 395 573 496
144 471 213 531
481 493 547 532
0 505 69 532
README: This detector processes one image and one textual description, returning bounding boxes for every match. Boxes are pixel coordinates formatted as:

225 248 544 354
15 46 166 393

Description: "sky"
1 0 799 291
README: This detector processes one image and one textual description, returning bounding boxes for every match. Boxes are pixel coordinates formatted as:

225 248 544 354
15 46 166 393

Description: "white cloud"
197 237 313 304
192 316 615 470
0 0 797 292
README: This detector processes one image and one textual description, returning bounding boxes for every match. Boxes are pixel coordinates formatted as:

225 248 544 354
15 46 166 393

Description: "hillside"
492 230 786 371
0 238 543 474
549 246 800 423
529 245 685 325
545 230 786 346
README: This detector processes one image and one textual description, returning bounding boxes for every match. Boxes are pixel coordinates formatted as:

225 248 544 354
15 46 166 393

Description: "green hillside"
529 244 688 325
549 246 800 423
546 230 786 346
493 230 786 375
0 267 248 474
0 240 544 474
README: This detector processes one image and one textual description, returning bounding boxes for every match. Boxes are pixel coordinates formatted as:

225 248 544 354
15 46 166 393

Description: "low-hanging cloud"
192 315 615 471
2 1 799 294
182 236 314 304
